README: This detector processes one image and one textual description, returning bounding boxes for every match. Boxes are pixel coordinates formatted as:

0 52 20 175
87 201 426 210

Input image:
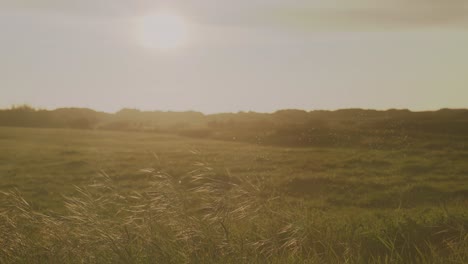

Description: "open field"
1 127 468 263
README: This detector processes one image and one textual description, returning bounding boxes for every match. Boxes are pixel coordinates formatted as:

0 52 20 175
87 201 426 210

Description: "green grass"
1 127 468 263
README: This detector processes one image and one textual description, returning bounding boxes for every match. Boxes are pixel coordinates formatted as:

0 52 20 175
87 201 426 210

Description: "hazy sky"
1 0 468 113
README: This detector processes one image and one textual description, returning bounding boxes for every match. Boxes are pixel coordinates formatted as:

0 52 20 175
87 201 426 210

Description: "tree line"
1 105 467 148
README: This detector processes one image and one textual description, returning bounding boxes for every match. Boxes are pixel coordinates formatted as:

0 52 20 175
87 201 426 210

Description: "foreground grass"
1 163 468 263
1 127 468 263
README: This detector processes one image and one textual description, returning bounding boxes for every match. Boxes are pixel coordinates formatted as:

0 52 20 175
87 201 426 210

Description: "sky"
1 0 468 113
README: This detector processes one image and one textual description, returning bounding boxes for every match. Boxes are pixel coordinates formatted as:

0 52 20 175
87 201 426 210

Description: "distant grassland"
1 127 468 263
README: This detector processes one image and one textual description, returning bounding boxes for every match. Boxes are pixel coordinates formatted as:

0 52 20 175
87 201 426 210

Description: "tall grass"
1 161 468 263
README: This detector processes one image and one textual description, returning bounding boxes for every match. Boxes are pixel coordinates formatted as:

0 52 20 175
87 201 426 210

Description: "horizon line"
2 104 467 116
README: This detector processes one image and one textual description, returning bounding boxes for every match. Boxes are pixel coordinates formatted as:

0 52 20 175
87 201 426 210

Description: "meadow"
1 126 468 263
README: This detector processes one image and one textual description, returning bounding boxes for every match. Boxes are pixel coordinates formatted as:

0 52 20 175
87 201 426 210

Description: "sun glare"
138 11 188 51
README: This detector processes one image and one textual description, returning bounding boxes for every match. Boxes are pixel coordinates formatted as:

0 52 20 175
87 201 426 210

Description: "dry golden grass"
1 159 468 263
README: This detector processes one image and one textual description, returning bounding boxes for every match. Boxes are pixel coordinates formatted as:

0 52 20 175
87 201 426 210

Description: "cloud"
1 0 467 30
0 0 141 17
269 0 468 31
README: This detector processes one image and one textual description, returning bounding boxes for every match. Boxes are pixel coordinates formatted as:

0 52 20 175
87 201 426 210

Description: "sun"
138 11 188 51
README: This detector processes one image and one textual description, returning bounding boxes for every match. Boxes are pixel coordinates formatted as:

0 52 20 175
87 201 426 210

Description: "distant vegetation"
1 105 467 149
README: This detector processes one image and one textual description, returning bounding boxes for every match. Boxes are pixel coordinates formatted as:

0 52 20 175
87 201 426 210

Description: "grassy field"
1 127 468 263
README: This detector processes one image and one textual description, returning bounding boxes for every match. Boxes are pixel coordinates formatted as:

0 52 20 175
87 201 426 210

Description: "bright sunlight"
138 11 188 51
